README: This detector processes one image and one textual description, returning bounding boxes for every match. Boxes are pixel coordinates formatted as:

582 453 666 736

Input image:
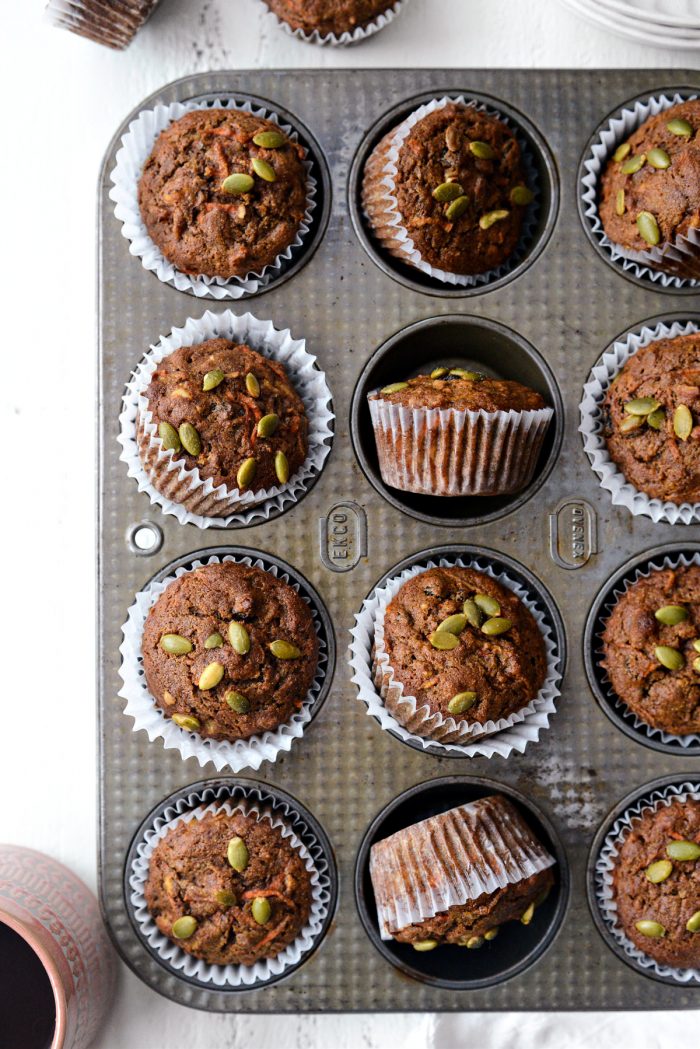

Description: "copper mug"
0 845 115 1049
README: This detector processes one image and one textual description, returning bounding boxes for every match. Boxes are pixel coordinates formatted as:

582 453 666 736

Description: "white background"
1 1 698 1046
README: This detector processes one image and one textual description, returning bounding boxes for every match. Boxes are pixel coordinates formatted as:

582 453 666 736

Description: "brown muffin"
599 100 700 264
145 808 312 966
601 563 700 736
600 333 700 504
138 108 308 279
363 101 531 277
371 370 546 412
140 338 308 502
612 798 700 969
379 566 547 726
263 0 397 36
142 562 319 742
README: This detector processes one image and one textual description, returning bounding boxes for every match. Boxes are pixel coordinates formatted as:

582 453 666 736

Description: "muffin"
368 367 552 496
375 565 547 741
599 100 700 277
611 797 700 969
362 99 532 281
138 108 309 280
144 807 313 966
601 562 700 736
141 562 319 743
46 0 161 49
262 0 401 39
370 795 556 949
600 332 700 505
137 337 308 516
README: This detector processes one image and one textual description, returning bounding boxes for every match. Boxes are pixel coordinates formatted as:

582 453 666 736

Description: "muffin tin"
98 69 700 1011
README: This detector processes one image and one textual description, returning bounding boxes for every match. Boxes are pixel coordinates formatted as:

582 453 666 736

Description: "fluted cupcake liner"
117 309 334 528
579 317 700 525
259 0 406 46
349 553 562 759
595 781 700 985
368 396 553 496
118 554 329 773
594 551 700 748
109 97 317 299
370 794 556 940
128 784 332 988
581 91 700 287
361 95 540 288
45 0 161 48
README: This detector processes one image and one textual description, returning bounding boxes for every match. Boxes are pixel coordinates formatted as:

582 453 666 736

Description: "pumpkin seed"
432 181 464 202
484 927 499 941
615 188 625 216
275 451 290 485
158 421 181 451
620 153 646 174
647 147 671 170
204 632 224 649
447 691 477 715
666 840 700 861
246 372 260 397
686 910 700 932
412 939 438 952
479 209 509 230
429 630 460 651
667 117 693 138
481 617 513 636
510 185 534 206
229 622 250 655
438 613 467 635
645 859 673 883
469 140 496 160
380 382 409 395
203 369 225 392
445 195 469 222
198 662 224 690
635 920 665 938
694 639 700 653
269 639 302 659
655 645 684 670
216 889 237 908
474 593 500 617
449 368 482 380
520 903 535 925
225 690 250 713
257 413 279 438
613 142 632 163
637 210 660 246
654 605 688 626
227 836 249 871
674 404 693 440
252 158 276 182
466 936 484 949
178 422 201 457
619 414 645 434
236 457 257 489
624 397 660 416
694 657 700 673
160 634 193 655
463 598 484 628
647 408 665 430
253 129 286 149
221 173 254 195
171 713 200 732
162 690 175 706
171 916 197 939
431 367 448 378
251 897 272 924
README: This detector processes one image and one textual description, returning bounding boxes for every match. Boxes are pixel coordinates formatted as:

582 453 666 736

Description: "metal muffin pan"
98 69 700 1012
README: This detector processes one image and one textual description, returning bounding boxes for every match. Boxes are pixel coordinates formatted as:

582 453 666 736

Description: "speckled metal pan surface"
98 69 700 1012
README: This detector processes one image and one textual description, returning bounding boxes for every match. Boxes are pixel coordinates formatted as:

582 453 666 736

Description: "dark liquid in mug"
0 922 56 1049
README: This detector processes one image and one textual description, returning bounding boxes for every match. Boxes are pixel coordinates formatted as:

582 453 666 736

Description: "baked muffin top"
601 563 700 736
145 808 312 966
370 369 546 412
381 566 547 724
138 108 308 279
387 102 530 275
601 333 700 504
612 798 700 970
599 100 700 256
263 0 396 35
142 562 319 742
143 338 308 495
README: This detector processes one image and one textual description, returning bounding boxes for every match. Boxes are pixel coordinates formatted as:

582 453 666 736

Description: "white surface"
557 0 700 47
1 1 698 1046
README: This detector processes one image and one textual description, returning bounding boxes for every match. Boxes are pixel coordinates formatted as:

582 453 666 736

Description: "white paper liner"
595 550 700 748
370 795 556 940
259 0 406 46
128 785 332 987
579 318 700 525
362 95 541 288
368 394 553 496
118 553 329 773
595 780 700 984
117 309 334 528
109 97 318 300
580 90 700 288
349 553 562 759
